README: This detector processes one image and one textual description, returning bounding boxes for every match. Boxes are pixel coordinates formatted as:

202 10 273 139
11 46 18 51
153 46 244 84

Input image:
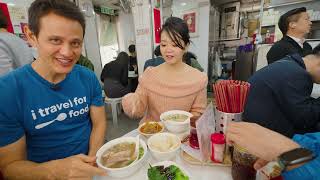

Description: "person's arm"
190 88 207 117
88 72 107 156
88 105 106 157
281 133 320 179
277 76 320 130
122 84 148 118
266 44 288 64
226 122 300 161
121 63 128 86
281 155 320 179
0 136 106 180
0 46 14 76
100 64 107 82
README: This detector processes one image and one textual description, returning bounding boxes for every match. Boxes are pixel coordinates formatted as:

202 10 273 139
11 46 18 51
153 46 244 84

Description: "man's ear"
289 22 297 29
24 25 37 48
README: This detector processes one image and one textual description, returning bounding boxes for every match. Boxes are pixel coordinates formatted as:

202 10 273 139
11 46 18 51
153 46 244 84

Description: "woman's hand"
226 122 300 161
122 93 140 118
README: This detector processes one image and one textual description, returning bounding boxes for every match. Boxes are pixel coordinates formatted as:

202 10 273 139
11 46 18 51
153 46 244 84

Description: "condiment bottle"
189 116 199 149
210 133 225 163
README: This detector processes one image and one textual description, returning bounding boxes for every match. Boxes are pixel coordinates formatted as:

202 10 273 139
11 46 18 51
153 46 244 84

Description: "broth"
101 142 136 168
164 114 189 122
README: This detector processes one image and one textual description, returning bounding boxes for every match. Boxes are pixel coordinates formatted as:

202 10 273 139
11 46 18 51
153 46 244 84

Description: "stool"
105 97 122 127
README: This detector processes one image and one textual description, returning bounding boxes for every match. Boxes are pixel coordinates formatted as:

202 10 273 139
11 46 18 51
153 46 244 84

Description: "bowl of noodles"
96 137 148 178
160 110 193 133
138 121 164 138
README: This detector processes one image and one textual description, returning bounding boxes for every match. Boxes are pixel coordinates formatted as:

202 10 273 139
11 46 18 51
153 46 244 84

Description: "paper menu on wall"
196 103 215 162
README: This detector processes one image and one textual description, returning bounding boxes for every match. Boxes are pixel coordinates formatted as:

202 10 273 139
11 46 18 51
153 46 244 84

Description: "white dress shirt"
288 35 305 48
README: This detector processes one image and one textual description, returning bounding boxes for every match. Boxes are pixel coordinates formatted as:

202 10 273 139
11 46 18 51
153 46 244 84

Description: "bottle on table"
189 116 200 149
210 133 226 163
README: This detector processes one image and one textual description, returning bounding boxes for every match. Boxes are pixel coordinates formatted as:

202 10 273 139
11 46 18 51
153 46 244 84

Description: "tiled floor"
104 105 139 141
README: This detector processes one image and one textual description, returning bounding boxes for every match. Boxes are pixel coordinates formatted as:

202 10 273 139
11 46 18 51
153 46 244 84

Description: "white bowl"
96 137 148 178
147 132 181 161
138 121 164 138
147 161 192 180
160 110 193 133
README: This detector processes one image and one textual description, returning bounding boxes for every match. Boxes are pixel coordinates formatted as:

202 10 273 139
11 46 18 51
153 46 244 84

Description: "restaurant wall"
172 0 210 73
221 0 320 48
116 11 135 53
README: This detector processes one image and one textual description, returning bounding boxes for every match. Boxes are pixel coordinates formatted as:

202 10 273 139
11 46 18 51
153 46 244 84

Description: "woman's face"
160 30 186 65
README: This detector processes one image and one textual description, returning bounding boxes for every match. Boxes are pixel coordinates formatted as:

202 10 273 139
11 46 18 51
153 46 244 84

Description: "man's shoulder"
0 66 29 93
304 42 313 50
72 65 98 82
0 32 24 43
270 38 290 49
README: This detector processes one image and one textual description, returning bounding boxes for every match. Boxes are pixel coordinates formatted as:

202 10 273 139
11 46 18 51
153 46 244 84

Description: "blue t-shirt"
0 64 103 163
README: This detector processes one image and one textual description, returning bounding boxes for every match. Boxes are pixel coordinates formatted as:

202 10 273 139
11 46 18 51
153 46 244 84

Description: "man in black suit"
267 7 313 64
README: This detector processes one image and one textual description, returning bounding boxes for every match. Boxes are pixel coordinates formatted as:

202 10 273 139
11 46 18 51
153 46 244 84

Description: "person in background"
267 7 312 64
128 44 138 73
122 17 207 123
101 51 130 98
0 10 33 76
183 52 204 72
0 0 107 179
143 45 165 71
76 54 94 71
244 44 320 138
227 122 319 180
128 44 139 92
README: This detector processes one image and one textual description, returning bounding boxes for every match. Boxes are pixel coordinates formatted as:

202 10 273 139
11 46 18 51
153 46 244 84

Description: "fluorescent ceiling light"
181 2 187 6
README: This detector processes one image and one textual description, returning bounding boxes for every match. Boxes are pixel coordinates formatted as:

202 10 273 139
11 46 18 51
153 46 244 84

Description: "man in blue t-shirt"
0 0 107 179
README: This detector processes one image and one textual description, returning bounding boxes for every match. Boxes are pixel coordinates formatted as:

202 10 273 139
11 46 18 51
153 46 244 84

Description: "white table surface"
95 129 233 180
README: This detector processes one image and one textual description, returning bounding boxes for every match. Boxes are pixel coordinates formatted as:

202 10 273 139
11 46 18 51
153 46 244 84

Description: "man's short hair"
28 0 86 37
0 10 8 29
128 44 135 53
278 7 307 35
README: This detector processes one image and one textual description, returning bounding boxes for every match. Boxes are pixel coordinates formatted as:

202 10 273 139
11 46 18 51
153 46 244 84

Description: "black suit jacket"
244 54 320 138
267 36 312 64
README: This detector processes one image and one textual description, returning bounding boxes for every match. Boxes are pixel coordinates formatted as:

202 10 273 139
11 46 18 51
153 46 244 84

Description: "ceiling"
92 0 121 10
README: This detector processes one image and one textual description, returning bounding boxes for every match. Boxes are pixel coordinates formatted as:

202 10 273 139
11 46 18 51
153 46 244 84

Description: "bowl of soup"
160 110 193 133
138 121 164 138
96 137 148 178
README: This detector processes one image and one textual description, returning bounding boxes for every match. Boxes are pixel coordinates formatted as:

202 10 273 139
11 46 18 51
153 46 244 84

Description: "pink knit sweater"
122 65 208 123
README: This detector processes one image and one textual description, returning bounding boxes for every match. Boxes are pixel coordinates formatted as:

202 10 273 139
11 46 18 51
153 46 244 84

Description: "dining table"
94 128 233 180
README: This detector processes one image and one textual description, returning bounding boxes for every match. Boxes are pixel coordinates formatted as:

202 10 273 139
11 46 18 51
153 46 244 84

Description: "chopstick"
213 80 250 113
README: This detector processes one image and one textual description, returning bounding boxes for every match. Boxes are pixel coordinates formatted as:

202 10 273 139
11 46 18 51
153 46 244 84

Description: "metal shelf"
266 0 313 9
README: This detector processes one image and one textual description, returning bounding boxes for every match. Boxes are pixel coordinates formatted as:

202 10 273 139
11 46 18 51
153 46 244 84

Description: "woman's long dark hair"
160 17 190 50
116 51 129 65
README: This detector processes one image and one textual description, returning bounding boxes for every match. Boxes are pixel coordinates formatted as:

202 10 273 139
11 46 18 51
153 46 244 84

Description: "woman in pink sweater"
122 17 208 123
